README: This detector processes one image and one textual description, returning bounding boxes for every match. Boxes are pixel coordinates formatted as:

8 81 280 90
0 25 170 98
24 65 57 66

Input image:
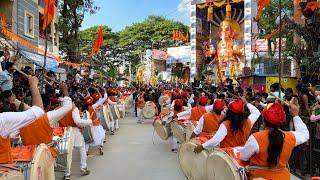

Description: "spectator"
267 83 285 100
75 70 83 83
0 62 14 91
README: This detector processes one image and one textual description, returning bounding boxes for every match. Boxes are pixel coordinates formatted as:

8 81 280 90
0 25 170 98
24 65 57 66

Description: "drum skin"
178 140 209 180
159 95 170 108
31 144 55 180
154 119 171 140
186 122 196 142
143 101 158 119
103 105 111 130
0 169 24 180
171 121 186 143
206 148 241 180
55 128 74 172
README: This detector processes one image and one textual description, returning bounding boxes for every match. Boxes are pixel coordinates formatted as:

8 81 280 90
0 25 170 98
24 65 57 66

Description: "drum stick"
269 92 290 106
13 66 29 78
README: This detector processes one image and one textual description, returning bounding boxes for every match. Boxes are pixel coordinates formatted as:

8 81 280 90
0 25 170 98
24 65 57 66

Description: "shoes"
111 131 115 135
64 174 70 180
99 146 104 155
80 168 91 176
171 149 178 153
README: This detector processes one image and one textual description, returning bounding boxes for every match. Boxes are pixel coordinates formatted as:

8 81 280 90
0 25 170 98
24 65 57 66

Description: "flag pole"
41 1 50 93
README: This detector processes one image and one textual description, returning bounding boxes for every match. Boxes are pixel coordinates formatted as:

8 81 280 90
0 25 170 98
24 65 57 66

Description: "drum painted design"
154 119 171 141
206 147 246 180
55 128 74 172
0 169 24 180
81 126 94 144
178 139 210 180
171 121 186 143
143 101 158 119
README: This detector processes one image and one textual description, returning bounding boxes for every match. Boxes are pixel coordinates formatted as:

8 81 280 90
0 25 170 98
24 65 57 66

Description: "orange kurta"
248 130 296 180
59 107 77 127
220 119 252 148
20 114 53 145
190 106 206 122
137 98 145 109
0 136 12 164
200 112 223 138
88 106 100 126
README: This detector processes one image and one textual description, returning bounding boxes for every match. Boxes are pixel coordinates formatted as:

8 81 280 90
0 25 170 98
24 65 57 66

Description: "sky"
81 0 191 32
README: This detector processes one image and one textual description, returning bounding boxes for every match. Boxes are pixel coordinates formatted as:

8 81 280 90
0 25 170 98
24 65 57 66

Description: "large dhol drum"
206 147 247 180
102 105 111 130
55 127 74 172
143 101 158 119
116 104 125 118
10 144 55 180
186 121 197 142
178 139 211 180
124 95 133 109
81 125 94 144
171 120 188 143
158 95 170 109
0 167 24 180
110 104 121 120
153 113 172 140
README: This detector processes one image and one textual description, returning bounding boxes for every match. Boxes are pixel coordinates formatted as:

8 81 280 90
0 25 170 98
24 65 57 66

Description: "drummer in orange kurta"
190 99 225 143
240 103 309 180
177 96 212 122
194 97 261 153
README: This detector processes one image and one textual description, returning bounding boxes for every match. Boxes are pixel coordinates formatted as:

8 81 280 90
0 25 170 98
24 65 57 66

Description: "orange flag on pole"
89 26 104 57
42 0 55 30
255 0 271 21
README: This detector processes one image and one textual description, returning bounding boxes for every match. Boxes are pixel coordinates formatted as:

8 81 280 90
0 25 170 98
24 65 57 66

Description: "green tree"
58 0 99 62
118 15 189 66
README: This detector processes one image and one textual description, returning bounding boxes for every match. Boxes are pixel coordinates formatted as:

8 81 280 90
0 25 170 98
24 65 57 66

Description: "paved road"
62 113 186 180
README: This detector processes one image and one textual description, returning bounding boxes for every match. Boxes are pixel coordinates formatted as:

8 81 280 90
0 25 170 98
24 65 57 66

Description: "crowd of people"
138 79 320 179
0 61 134 179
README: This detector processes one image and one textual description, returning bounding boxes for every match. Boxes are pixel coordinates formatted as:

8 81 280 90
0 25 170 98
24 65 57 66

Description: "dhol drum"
158 95 170 109
171 120 189 143
0 167 24 180
178 138 212 180
124 95 133 109
96 108 107 130
11 144 55 180
206 147 247 180
143 101 158 119
110 104 121 120
55 127 74 172
81 125 94 144
153 113 172 141
116 104 125 118
102 105 111 130
186 121 197 142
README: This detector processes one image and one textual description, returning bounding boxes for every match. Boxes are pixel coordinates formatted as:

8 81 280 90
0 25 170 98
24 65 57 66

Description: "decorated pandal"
201 1 245 82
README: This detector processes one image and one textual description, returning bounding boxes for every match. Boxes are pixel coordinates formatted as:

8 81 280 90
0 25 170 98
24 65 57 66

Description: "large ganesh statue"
212 4 244 82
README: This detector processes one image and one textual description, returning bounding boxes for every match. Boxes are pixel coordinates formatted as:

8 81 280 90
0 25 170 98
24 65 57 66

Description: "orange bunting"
42 0 55 31
304 1 319 12
172 30 189 43
0 13 87 67
89 26 104 57
255 0 271 21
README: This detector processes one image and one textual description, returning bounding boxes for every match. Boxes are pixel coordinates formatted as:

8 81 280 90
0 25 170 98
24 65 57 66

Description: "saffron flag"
42 0 55 30
304 1 319 12
255 0 271 21
89 26 104 57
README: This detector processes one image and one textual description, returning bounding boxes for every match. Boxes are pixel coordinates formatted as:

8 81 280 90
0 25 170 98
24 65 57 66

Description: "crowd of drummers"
0 62 133 179
147 80 320 180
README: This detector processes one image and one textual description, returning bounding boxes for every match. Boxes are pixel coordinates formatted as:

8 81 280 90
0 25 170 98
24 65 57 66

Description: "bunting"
89 26 104 57
304 1 319 12
42 0 55 31
172 31 189 43
255 0 271 21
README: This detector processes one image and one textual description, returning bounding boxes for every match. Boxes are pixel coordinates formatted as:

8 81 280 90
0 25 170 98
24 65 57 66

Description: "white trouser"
110 119 119 131
171 136 178 149
76 145 87 169
137 108 144 122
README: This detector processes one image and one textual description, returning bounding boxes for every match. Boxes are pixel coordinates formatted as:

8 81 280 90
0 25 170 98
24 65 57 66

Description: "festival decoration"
0 13 88 67
255 0 271 21
172 30 189 43
214 4 244 81
304 1 319 12
42 0 55 30
89 26 104 57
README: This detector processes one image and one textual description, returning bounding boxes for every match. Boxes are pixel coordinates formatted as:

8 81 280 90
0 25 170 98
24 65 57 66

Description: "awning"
20 50 58 72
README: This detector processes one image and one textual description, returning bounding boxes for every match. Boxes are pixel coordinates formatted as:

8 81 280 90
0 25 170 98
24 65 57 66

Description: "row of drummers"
153 92 309 180
0 80 133 180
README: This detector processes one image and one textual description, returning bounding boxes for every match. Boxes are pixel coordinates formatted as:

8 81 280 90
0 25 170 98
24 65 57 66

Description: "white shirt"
72 107 92 127
177 105 214 118
93 93 109 110
47 96 73 128
202 103 261 149
75 73 83 83
240 116 310 161
0 106 44 138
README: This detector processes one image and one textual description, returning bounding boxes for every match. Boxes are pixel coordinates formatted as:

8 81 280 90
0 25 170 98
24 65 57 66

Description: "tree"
57 0 99 62
118 15 189 67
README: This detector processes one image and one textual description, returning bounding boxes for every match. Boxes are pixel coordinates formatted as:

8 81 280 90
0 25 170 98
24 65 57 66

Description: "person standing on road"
136 91 145 123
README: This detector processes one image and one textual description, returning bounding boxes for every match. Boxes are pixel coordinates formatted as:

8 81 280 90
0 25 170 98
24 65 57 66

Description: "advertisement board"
166 46 191 64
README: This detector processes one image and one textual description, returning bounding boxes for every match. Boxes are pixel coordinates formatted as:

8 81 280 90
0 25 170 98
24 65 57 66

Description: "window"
24 11 34 38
